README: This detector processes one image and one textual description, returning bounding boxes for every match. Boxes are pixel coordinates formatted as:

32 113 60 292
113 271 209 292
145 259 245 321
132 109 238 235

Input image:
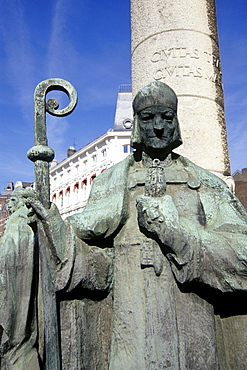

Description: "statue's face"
8 195 24 214
137 105 175 151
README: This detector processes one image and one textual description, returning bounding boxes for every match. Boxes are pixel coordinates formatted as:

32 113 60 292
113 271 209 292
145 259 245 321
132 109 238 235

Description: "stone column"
131 0 230 177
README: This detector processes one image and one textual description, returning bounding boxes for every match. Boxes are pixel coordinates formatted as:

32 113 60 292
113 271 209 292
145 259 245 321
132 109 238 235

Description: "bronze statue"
0 188 40 369
3 81 247 369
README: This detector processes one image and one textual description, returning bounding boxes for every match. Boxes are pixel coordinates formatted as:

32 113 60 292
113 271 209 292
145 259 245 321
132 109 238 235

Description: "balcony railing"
118 84 132 93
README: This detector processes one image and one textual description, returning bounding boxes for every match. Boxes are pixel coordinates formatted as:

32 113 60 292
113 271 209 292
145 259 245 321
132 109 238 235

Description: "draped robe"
0 206 41 369
57 153 247 369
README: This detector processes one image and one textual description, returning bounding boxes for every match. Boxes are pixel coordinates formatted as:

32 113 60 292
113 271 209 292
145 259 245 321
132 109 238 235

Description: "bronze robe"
0 206 40 369
58 153 247 369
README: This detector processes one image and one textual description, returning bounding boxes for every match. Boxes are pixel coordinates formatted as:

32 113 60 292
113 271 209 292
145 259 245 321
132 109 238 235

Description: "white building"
50 85 133 219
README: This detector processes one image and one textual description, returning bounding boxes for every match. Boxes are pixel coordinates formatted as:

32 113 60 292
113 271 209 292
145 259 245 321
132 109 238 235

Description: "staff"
27 78 77 369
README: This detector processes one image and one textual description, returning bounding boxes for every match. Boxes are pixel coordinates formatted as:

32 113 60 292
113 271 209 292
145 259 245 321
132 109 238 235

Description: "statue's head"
130 81 182 154
8 187 35 214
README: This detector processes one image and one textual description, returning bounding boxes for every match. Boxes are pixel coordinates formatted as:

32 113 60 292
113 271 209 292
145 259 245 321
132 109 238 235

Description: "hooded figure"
131 80 182 152
28 82 247 369
0 188 41 369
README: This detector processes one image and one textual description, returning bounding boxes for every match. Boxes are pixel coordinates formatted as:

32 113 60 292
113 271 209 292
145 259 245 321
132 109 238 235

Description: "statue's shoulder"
82 154 133 209
7 206 29 222
91 154 134 186
67 155 133 238
177 155 228 190
3 206 31 240
177 156 247 222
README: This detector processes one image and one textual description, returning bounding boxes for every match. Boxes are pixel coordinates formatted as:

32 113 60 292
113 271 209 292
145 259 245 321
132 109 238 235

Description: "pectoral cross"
145 158 166 197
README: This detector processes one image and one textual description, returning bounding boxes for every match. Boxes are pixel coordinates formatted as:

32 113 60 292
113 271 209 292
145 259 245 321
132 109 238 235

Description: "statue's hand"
136 195 181 251
26 198 50 223
26 198 66 260
136 196 165 225
26 199 60 231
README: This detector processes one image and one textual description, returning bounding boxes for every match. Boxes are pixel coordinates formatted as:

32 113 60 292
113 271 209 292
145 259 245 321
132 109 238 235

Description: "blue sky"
0 0 246 193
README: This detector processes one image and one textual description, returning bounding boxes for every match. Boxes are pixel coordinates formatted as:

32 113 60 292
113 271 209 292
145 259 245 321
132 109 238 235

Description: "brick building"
0 182 14 237
233 168 247 211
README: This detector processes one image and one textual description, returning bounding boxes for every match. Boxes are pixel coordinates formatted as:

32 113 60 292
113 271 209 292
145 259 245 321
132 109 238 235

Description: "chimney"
67 146 76 157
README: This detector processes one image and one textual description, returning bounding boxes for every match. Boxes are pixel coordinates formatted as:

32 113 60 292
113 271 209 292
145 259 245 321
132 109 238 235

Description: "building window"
66 187 70 206
59 191 63 207
52 194 56 203
123 118 133 130
83 160 88 167
92 155 97 163
82 179 87 188
123 144 134 153
74 182 79 191
90 174 96 184
82 179 87 199
102 149 107 158
74 182 79 202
